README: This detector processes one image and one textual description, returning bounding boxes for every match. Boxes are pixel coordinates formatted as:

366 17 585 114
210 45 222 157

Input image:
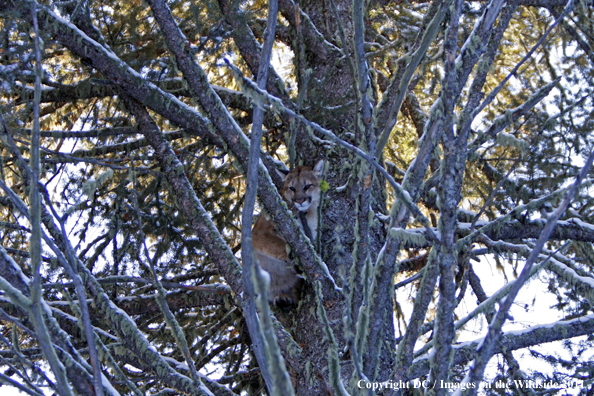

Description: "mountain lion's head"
277 160 324 213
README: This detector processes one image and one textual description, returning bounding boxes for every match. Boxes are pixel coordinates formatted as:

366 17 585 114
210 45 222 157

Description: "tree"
0 0 594 394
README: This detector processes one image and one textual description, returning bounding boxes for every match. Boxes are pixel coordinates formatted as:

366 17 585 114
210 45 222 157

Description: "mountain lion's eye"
304 184 312 191
289 187 296 192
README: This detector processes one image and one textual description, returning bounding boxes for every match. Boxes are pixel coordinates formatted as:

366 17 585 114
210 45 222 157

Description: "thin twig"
28 3 75 394
457 146 594 396
473 0 575 117
129 170 201 385
239 0 295 393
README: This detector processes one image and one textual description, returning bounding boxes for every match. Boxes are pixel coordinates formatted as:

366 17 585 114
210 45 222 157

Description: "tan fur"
252 160 324 307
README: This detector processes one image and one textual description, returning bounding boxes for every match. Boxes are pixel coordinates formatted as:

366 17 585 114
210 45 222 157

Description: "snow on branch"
409 312 594 380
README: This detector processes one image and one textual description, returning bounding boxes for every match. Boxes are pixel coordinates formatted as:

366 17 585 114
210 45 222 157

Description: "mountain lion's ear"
276 168 290 181
313 160 324 178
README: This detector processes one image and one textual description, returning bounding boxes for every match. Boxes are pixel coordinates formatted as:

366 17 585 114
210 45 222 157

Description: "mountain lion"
252 160 324 307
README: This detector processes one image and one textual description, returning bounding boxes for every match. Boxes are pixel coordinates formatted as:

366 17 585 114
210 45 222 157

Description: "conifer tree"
0 0 594 394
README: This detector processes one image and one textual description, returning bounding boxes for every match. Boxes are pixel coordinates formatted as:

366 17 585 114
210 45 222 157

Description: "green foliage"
1 0 594 394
